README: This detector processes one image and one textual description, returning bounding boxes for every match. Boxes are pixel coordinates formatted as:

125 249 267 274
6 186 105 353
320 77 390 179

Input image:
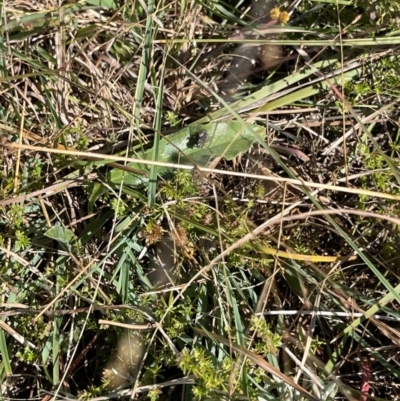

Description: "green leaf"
88 182 107 215
44 224 79 252
83 0 118 8
108 121 265 187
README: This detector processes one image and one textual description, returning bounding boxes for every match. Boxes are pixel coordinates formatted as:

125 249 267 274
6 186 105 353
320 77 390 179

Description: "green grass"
1 0 400 400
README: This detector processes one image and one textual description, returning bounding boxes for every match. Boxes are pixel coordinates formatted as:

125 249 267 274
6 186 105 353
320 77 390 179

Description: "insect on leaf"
108 121 265 187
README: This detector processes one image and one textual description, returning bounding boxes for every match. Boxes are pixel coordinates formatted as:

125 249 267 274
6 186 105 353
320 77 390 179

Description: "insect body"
194 130 207 147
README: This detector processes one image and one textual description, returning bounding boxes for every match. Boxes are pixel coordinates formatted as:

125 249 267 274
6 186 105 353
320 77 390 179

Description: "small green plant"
165 111 182 127
110 197 127 218
178 347 228 399
16 346 36 363
15 230 31 251
148 388 162 401
250 316 282 356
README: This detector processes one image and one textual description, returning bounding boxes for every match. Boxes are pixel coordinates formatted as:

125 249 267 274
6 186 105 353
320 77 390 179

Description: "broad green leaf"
108 121 265 187
44 224 79 252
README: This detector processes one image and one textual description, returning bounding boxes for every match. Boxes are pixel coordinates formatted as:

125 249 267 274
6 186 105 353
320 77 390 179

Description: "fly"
194 130 208 147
